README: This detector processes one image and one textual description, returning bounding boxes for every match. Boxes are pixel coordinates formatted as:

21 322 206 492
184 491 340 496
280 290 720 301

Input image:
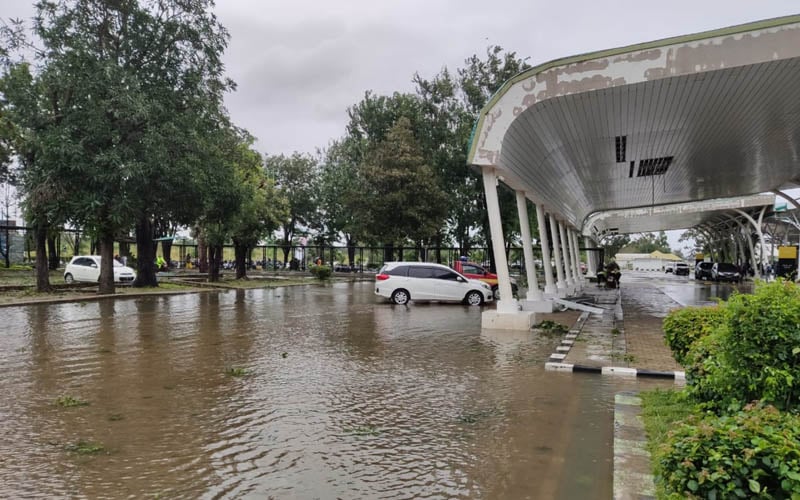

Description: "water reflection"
1 283 672 499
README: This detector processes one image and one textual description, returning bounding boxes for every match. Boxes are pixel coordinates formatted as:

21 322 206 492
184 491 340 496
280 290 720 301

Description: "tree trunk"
197 237 208 273
234 241 248 280
73 231 81 256
47 233 59 270
133 216 159 287
35 221 51 293
209 244 222 282
161 239 173 266
347 237 356 268
281 243 291 268
98 231 116 295
3 226 9 268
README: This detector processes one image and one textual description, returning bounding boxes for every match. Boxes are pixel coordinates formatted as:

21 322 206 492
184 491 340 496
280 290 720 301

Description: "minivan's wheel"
492 286 500 300
391 289 410 305
465 290 484 306
64 273 74 284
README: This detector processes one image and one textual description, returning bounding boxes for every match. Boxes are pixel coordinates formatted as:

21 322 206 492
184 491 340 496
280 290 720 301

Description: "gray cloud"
3 0 799 155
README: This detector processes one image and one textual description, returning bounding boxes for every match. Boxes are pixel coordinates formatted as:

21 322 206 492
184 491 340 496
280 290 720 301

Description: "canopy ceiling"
468 15 800 237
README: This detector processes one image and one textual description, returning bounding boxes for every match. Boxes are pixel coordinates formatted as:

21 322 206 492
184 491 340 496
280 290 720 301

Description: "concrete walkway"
549 280 684 376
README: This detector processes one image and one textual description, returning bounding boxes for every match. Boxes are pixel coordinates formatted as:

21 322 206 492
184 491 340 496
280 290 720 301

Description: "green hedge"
692 281 800 412
656 403 800 499
663 306 724 365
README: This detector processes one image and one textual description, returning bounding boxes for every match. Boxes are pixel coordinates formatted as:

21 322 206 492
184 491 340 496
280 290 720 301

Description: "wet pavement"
0 282 681 499
561 271 751 373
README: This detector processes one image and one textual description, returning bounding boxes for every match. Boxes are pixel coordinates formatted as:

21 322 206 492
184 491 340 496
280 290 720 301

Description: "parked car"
695 261 714 280
674 262 690 276
712 262 742 283
375 262 493 306
64 256 136 284
451 259 517 299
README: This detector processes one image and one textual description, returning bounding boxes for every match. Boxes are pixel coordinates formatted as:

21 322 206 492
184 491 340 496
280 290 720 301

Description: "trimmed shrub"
663 306 725 364
309 264 332 280
656 403 800 499
717 281 800 412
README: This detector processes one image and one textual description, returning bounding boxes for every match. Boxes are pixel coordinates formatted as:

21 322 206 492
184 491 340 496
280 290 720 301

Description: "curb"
544 291 684 380
613 392 656 499
545 362 685 380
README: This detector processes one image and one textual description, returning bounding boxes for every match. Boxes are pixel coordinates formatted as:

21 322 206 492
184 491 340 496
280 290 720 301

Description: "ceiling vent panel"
637 156 673 177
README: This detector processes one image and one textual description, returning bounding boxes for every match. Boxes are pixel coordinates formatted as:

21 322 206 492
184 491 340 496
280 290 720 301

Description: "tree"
600 234 631 261
266 152 318 267
18 0 235 292
622 232 671 254
353 117 447 260
316 139 361 265
228 141 287 279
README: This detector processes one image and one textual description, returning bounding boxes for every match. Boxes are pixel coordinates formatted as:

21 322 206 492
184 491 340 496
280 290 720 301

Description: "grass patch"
56 395 89 407
64 440 104 455
639 389 694 456
108 414 124 421
611 328 621 336
344 425 381 436
225 366 249 377
533 320 568 335
611 353 636 364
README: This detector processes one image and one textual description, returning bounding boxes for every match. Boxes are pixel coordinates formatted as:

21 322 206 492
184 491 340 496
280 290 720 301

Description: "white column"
559 222 575 292
568 230 580 289
572 230 583 286
515 191 542 301
585 237 597 278
481 168 518 313
536 204 558 295
549 214 567 294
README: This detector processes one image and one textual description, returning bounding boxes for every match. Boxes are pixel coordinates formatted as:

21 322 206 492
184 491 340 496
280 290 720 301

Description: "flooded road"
1 282 671 499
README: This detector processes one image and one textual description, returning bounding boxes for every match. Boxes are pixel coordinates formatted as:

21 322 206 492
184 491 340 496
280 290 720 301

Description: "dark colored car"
674 262 690 276
712 262 742 283
695 262 714 280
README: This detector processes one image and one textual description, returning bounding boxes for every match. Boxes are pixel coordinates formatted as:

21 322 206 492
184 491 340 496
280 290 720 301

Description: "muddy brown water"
1 282 671 499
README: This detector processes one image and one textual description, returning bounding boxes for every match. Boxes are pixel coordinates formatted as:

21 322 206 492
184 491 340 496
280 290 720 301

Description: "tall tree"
354 117 447 259
24 0 235 292
316 140 361 265
229 140 287 279
266 152 318 267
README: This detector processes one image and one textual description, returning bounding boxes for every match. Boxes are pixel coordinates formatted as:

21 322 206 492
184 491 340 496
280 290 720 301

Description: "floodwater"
1 282 671 499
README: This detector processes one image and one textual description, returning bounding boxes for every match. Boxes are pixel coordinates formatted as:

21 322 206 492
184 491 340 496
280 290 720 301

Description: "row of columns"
483 168 590 314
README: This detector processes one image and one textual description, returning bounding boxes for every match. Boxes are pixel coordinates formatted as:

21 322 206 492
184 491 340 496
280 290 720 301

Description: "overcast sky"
2 0 798 156
2 1 798 249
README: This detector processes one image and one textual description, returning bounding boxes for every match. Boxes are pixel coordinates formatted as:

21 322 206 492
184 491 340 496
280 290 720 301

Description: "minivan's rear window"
385 266 409 277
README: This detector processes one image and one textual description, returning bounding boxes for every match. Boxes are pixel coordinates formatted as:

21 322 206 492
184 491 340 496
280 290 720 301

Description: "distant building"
614 250 683 271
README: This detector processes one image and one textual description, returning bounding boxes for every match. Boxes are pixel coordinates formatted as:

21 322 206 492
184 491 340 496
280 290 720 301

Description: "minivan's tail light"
376 274 390 281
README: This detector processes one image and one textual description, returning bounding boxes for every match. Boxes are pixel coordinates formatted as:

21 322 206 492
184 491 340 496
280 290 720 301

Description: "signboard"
778 246 798 259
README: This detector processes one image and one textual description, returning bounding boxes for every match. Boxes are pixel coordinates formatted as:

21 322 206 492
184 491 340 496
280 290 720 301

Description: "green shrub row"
654 281 800 498
662 306 724 364
656 403 800 499
663 280 800 412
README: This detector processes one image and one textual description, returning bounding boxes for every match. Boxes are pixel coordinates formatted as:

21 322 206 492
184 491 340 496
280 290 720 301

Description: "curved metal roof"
468 15 800 236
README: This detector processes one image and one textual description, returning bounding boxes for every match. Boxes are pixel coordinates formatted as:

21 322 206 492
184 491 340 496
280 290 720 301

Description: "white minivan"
375 262 493 306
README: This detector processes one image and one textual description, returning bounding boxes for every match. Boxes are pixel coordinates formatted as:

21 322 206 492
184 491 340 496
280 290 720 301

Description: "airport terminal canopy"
467 15 800 237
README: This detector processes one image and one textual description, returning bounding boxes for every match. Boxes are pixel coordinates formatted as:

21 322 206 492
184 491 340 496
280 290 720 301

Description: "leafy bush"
309 264 332 280
716 281 800 411
662 306 724 364
656 403 800 499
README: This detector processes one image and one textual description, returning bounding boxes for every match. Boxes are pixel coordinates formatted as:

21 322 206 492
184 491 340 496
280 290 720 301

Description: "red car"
451 259 518 299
